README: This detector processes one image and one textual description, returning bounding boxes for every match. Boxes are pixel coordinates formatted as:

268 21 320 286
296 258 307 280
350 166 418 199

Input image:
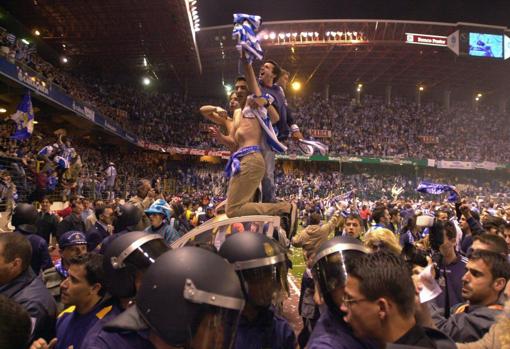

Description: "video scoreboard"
406 25 510 60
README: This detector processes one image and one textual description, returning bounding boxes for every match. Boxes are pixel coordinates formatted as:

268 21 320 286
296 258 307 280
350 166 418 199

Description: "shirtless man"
201 58 296 236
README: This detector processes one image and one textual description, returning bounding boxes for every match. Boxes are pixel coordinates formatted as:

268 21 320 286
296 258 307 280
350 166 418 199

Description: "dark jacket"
56 213 85 239
388 324 456 348
15 229 53 273
36 211 59 243
430 301 502 343
87 222 110 252
0 268 57 342
307 308 377 349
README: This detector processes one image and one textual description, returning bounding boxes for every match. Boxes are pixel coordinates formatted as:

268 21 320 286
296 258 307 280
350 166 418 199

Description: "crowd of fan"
2 28 510 163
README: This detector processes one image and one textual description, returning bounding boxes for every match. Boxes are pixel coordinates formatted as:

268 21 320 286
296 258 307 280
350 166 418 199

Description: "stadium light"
21 38 29 45
477 93 482 98
224 84 232 94
62 43 66 48
291 81 302 91
358 83 363 89
418 86 424 91
269 32 276 40
142 77 151 86
356 87 361 92
61 56 68 64
0 108 7 113
279 33 285 39
34 29 41 36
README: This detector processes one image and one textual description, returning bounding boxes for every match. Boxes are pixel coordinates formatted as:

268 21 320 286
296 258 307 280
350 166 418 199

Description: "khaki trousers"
226 152 289 217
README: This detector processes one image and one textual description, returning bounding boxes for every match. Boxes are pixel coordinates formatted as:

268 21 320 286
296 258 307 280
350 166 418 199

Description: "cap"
59 231 88 249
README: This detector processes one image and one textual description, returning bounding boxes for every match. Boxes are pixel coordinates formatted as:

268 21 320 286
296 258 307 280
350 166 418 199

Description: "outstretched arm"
199 105 229 127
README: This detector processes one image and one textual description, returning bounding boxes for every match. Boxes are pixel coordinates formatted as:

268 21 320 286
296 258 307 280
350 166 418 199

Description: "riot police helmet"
102 231 168 298
11 203 38 234
105 247 245 349
219 231 289 307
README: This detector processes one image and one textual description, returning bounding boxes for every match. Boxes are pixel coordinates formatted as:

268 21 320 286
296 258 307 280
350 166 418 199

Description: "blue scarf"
54 259 68 278
233 13 263 64
416 181 459 202
224 146 262 178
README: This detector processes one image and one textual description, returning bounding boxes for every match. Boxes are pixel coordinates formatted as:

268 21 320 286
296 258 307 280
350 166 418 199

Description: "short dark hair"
263 59 282 83
443 221 457 240
0 233 32 271
69 253 106 297
349 252 415 317
469 249 510 282
41 196 52 203
436 210 450 219
234 76 247 84
310 212 322 225
345 214 363 226
279 68 289 78
95 204 113 219
372 207 387 224
473 234 509 255
0 295 31 349
389 209 399 218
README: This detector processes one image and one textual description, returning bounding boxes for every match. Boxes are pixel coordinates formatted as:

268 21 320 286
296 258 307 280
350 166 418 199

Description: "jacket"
0 268 57 342
87 221 110 251
291 214 341 260
430 301 503 343
15 229 53 273
56 213 85 239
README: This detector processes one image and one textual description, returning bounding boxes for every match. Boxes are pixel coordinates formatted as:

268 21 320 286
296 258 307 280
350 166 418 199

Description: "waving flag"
10 92 35 141
233 13 263 64
416 181 459 202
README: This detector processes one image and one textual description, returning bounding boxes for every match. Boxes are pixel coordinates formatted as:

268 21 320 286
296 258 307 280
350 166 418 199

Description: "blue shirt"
56 299 114 349
259 82 288 140
144 222 179 245
307 308 377 349
234 308 296 349
80 302 154 349
434 255 468 309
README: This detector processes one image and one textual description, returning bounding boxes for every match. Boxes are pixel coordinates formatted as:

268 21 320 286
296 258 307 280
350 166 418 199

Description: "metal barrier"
0 156 30 211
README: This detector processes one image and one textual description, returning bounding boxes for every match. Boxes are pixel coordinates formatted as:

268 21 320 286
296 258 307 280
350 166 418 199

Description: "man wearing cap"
42 231 88 312
144 199 179 245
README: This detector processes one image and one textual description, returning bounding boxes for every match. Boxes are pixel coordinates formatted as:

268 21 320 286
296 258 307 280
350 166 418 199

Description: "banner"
475 161 497 171
436 160 475 170
309 129 332 138
418 135 439 144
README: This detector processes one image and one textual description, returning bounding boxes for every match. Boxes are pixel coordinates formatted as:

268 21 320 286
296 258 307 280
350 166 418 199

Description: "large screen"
469 32 503 58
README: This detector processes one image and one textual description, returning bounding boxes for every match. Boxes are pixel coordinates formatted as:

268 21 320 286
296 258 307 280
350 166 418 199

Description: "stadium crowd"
2 27 510 163
3 22 510 349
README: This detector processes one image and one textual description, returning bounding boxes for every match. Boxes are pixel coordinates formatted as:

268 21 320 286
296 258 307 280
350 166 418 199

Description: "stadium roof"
195 19 510 99
2 1 510 100
1 0 201 85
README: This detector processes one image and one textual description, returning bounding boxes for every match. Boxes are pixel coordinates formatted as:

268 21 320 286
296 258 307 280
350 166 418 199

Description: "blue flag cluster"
232 13 263 64
416 181 459 202
10 92 35 141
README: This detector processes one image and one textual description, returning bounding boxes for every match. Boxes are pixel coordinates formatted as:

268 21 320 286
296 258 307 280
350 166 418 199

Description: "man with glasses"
342 252 454 348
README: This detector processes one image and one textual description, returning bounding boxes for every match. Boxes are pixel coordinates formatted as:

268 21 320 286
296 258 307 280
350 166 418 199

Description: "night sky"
199 0 510 28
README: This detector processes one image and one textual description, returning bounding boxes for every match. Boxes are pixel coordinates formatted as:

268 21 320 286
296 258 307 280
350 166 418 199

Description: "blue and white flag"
10 92 35 141
233 13 263 64
329 190 355 206
298 139 329 156
416 181 459 202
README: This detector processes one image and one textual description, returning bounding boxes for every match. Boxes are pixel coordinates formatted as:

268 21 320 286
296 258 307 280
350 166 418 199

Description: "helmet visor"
125 239 169 270
188 305 241 349
240 261 288 307
312 251 348 294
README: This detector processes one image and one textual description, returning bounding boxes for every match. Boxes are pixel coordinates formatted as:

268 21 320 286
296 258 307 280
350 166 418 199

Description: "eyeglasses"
342 294 370 307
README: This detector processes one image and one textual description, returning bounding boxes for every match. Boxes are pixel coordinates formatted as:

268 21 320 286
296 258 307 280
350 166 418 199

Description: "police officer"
218 231 296 349
12 203 53 273
307 236 376 349
81 231 169 348
101 247 245 349
31 253 113 349
42 231 88 312
99 203 142 254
